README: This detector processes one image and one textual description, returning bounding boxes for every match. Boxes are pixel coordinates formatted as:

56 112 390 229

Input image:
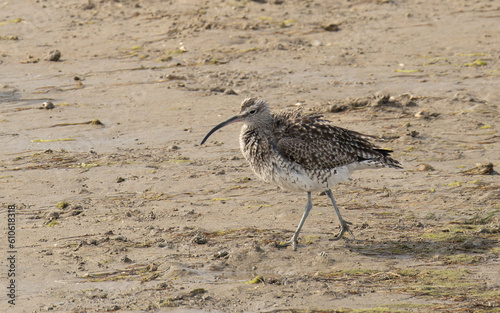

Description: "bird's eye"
249 109 256 115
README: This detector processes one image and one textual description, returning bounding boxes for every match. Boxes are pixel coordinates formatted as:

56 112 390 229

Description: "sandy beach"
1 0 499 312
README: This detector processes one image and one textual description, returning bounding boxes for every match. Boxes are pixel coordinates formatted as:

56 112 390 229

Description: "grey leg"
289 192 313 250
325 189 354 241
277 192 313 251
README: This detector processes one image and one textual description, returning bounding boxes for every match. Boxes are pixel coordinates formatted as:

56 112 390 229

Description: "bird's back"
273 110 401 170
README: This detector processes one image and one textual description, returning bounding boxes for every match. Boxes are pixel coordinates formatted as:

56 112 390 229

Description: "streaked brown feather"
272 110 401 171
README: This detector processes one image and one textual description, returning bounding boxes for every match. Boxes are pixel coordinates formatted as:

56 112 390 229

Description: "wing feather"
273 112 401 170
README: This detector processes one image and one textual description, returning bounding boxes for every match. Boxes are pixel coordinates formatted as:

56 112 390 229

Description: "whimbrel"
201 98 401 250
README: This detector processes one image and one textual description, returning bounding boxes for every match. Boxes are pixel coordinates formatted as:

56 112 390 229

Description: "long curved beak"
201 115 242 145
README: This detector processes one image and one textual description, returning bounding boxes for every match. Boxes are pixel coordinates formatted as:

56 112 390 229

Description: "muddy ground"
1 0 499 312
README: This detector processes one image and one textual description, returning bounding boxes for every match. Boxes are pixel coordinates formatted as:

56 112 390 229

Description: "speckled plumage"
201 97 401 250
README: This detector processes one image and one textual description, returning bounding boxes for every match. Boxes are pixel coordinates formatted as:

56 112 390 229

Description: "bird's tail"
372 148 402 169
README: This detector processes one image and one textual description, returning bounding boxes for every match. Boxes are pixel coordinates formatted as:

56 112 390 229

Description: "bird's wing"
277 137 357 170
275 114 399 170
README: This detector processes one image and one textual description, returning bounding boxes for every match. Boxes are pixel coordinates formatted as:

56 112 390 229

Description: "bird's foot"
329 221 355 241
275 238 298 251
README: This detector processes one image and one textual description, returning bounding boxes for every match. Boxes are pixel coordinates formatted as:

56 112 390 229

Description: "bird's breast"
239 127 274 182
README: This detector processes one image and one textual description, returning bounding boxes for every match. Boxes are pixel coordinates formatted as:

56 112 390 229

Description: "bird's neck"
245 112 274 135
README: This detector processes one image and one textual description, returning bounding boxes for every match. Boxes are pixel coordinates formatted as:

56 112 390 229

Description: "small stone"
121 255 133 263
210 86 226 93
370 94 393 107
165 74 186 80
168 145 179 151
407 130 419 137
415 109 430 119
56 201 69 209
322 24 340 32
106 305 121 312
46 50 61 62
462 162 495 175
416 163 434 171
42 101 55 110
90 118 103 125
213 251 229 259
192 233 207 244
45 211 60 220
68 206 83 216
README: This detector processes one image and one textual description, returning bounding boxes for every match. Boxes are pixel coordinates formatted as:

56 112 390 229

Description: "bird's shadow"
342 233 498 260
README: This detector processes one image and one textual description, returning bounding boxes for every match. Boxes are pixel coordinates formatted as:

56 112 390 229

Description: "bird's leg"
325 189 354 241
276 192 313 251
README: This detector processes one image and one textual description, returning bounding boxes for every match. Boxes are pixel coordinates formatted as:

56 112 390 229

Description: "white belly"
248 154 354 193
271 163 352 192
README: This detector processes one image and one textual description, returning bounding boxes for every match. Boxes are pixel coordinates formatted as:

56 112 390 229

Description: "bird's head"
201 98 271 145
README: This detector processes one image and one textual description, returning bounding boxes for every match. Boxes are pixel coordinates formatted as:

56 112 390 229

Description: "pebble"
192 233 207 244
168 145 180 151
415 109 430 118
45 211 60 220
213 251 229 259
416 163 434 171
322 24 340 32
121 255 133 263
41 101 55 110
46 49 61 62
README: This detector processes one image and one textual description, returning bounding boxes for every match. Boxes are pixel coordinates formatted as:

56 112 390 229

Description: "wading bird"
201 98 401 250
